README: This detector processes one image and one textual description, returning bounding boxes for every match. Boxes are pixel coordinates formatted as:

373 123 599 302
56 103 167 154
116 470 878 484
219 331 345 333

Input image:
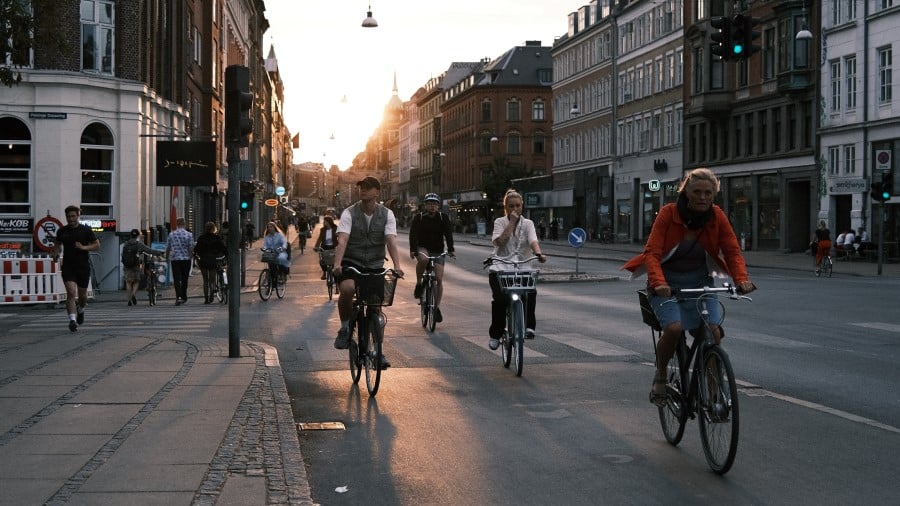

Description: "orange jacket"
622 203 750 289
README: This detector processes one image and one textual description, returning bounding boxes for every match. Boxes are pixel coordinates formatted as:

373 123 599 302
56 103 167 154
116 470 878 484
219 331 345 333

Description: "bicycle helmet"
424 193 440 203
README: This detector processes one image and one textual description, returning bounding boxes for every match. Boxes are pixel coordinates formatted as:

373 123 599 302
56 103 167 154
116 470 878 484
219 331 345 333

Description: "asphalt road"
244 238 900 505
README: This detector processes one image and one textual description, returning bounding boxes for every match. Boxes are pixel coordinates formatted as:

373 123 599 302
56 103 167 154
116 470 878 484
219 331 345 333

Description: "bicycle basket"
355 273 398 306
260 251 277 263
637 289 662 331
319 249 335 265
496 270 539 291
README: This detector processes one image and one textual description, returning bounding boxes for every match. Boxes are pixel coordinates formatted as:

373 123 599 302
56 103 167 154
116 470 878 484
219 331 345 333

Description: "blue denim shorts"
649 268 721 331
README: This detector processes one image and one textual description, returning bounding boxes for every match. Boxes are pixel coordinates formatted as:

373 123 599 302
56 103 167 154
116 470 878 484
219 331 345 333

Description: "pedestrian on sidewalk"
51 205 100 332
166 217 195 305
622 168 755 406
123 229 165 306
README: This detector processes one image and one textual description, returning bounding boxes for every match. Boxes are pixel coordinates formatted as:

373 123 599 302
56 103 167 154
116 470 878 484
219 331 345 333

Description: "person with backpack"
409 193 455 323
122 229 164 306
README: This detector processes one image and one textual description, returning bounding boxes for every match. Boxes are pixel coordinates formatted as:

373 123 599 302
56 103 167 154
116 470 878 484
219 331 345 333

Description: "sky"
262 1 578 170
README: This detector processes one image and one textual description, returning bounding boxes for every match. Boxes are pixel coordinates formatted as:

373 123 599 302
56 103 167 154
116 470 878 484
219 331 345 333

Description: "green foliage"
482 156 530 205
0 0 66 87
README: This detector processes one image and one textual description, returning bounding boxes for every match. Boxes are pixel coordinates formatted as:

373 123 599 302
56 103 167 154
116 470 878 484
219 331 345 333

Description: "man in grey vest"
332 176 405 368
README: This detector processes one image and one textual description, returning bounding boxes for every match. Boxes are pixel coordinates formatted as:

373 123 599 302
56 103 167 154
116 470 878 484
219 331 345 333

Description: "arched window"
0 117 32 215
80 122 115 216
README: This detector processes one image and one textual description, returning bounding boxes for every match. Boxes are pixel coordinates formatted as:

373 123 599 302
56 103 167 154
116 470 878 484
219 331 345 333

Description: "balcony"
777 68 812 94
687 89 732 118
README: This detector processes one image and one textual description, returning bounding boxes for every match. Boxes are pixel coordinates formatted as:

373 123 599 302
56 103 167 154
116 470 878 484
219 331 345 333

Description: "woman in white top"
487 190 548 350
314 215 338 280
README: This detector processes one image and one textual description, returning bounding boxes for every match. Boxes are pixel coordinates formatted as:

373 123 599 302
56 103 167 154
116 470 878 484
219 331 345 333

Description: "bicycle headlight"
511 293 520 302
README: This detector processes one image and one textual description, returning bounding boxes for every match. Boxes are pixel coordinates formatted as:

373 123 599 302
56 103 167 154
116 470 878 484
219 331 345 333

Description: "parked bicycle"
484 255 540 377
315 247 336 301
142 252 166 306
258 247 287 301
344 266 401 396
637 283 752 474
209 255 228 303
418 251 450 332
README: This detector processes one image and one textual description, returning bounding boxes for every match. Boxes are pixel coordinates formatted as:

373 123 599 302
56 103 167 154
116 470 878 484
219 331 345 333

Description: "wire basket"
260 251 277 263
496 270 539 292
355 273 398 306
637 289 662 331
319 249 335 265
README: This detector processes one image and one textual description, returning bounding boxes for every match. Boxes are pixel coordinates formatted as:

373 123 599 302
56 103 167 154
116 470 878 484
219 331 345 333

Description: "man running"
52 205 100 332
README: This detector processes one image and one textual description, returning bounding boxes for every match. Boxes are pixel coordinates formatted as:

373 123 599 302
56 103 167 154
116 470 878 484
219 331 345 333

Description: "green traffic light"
883 191 891 200
241 201 249 210
733 44 744 54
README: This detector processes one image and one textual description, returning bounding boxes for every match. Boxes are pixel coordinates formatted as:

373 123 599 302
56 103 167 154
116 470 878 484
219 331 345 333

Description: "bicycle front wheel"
824 257 833 278
349 320 361 384
364 315 382 396
275 270 286 299
426 285 436 332
215 272 226 303
420 284 430 329
258 269 272 301
698 345 740 475
658 337 687 445
326 269 334 301
510 299 525 377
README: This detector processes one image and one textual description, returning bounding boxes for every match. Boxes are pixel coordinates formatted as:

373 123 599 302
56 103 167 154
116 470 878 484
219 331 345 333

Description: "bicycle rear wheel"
349 320 361 384
258 269 272 301
275 270 286 299
363 314 382 396
510 299 525 376
658 337 688 445
698 345 740 475
824 256 833 278
326 269 334 301
426 285 436 332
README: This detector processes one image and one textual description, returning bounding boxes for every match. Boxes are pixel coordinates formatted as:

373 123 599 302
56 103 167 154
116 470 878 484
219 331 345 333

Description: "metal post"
227 144 242 357
877 205 884 276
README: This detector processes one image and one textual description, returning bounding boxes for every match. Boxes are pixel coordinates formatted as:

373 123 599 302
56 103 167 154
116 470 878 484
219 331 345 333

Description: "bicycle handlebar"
670 283 753 301
342 266 403 278
483 255 541 269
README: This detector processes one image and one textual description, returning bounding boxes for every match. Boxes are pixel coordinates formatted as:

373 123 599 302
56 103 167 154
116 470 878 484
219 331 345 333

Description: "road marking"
734 330 818 349
457 334 548 357
547 333 637 356
850 322 900 333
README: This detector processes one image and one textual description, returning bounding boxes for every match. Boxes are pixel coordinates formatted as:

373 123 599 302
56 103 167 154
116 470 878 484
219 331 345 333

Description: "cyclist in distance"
622 168 755 405
331 176 405 368
194 222 227 304
813 220 832 274
262 221 291 275
487 189 547 350
314 215 338 279
409 192 455 323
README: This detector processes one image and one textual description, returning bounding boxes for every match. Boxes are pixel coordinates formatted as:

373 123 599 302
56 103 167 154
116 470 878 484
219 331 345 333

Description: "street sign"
275 186 286 196
264 198 279 207
525 193 540 206
33 215 64 252
568 227 587 248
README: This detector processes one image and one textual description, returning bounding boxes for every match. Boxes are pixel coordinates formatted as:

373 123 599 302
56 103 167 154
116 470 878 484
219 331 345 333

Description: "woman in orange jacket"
623 168 755 405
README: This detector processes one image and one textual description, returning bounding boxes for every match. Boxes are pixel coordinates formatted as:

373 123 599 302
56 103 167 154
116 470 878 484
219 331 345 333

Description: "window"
846 0 856 20
830 60 841 111
0 117 32 215
845 56 857 109
192 26 202 65
480 135 492 155
674 49 684 86
843 144 856 174
80 122 114 217
481 100 491 122
507 133 521 155
763 28 775 80
533 133 545 154
878 48 893 104
532 100 545 121
828 146 840 175
693 47 704 93
81 0 114 74
506 99 521 121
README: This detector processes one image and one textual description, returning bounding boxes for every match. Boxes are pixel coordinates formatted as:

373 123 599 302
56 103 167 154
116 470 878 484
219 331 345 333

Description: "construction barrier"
0 257 70 305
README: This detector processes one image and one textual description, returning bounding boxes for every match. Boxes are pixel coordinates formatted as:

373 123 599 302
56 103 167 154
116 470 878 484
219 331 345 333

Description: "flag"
170 186 179 231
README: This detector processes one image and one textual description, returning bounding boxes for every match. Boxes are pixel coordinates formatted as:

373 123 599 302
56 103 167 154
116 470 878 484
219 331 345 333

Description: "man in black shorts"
52 205 100 332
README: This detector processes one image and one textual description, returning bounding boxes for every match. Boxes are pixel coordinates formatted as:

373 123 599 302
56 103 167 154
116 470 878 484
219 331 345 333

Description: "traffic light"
710 17 732 61
871 180 885 203
739 15 761 58
225 65 253 147
730 15 747 58
882 171 894 201
240 181 254 211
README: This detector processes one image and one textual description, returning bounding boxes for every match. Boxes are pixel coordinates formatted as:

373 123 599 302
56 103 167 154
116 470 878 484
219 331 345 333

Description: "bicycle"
484 256 540 377
418 251 450 332
637 283 752 475
143 252 166 306
212 255 228 303
344 266 400 396
316 247 336 301
816 253 833 277
258 248 287 301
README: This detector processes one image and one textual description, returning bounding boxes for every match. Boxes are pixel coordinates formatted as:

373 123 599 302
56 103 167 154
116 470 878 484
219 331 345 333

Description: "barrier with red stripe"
1 257 66 304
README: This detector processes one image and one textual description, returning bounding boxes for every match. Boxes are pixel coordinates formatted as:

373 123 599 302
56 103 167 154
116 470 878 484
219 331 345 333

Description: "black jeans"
171 259 191 301
489 272 537 340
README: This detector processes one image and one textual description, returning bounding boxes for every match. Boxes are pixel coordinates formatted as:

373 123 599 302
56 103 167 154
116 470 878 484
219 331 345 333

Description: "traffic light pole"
227 143 242 357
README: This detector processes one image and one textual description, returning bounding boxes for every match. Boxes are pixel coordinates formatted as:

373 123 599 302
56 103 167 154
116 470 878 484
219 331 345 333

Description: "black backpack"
121 241 141 268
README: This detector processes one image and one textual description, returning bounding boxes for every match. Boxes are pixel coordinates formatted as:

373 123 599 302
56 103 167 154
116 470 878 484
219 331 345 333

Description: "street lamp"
362 3 378 27
796 1 812 40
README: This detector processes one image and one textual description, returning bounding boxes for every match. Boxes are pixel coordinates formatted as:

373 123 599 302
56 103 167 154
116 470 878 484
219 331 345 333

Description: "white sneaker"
525 328 535 339
488 337 500 350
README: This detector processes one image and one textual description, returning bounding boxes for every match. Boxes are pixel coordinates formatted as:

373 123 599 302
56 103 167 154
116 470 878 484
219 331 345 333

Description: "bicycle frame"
485 256 540 377
419 252 448 332
344 266 399 397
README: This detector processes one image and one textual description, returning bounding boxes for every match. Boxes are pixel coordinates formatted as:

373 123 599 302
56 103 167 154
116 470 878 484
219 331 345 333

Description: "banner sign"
0 217 34 234
156 141 216 186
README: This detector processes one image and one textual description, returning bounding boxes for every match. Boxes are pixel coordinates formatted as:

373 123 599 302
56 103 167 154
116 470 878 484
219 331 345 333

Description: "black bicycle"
344 266 400 396
638 283 752 474
485 256 540 377
316 248 336 301
418 251 449 332
213 255 228 303
258 248 287 301
143 252 166 306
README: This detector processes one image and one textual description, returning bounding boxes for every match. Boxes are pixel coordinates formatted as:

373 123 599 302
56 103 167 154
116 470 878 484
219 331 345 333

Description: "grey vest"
344 202 388 269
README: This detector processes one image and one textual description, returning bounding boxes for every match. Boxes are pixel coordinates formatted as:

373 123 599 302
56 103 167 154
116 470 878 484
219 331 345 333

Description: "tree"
0 0 66 87
482 155 530 207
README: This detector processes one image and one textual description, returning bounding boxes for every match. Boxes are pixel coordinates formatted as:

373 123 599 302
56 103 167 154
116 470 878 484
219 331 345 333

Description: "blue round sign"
568 227 587 248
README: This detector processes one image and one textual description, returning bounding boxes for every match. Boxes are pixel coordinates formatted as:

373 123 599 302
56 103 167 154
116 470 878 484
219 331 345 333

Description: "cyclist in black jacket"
409 193 455 322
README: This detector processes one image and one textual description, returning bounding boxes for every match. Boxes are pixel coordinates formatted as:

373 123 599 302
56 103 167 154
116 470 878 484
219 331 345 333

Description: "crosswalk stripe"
456 334 548 357
850 322 900 333
545 333 637 357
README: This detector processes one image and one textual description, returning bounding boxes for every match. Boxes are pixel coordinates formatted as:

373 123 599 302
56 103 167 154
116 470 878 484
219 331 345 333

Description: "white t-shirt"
489 215 538 272
336 205 397 236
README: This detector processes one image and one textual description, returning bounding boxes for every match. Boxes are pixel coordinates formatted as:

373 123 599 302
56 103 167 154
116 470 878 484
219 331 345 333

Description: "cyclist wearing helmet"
409 193 455 323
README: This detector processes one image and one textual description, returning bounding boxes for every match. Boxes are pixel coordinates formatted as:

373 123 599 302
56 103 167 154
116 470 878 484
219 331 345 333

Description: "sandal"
650 372 668 406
